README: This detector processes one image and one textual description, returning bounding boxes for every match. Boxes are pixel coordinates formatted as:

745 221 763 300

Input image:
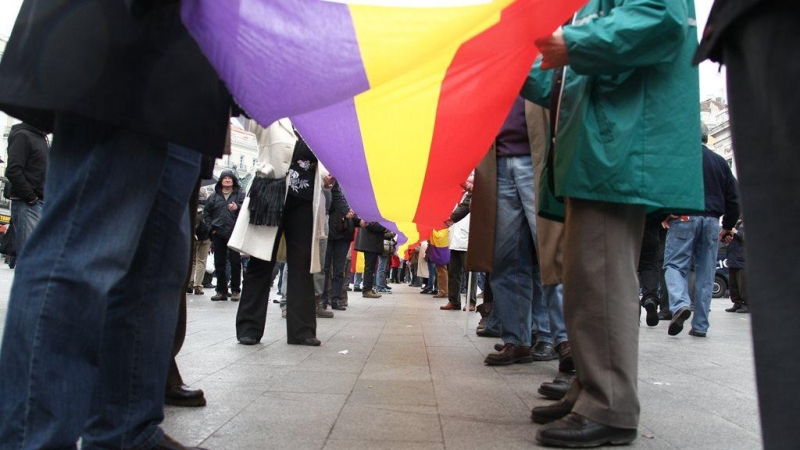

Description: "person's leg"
738 268 749 309
283 196 317 340
690 217 719 334
229 245 242 295
82 142 200 449
322 239 335 306
561 198 645 429
727 267 742 311
0 115 199 448
211 235 229 296
545 284 567 347
9 200 42 254
663 218 697 314
236 256 278 341
638 217 661 305
531 265 552 343
277 262 285 294
722 6 800 446
489 156 534 347
329 239 350 308
435 264 449 296
376 254 389 290
447 251 465 307
193 239 211 290
362 252 378 293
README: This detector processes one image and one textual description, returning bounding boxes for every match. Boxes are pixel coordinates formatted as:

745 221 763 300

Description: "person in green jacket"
523 0 704 447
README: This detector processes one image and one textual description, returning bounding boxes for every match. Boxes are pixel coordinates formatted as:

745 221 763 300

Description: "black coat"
203 171 245 240
694 0 765 64
327 184 357 242
0 0 230 156
354 222 390 254
726 223 746 269
4 123 48 203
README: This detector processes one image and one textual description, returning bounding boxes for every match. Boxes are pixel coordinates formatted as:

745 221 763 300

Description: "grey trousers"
562 198 645 429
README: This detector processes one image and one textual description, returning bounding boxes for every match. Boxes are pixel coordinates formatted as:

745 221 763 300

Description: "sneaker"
363 289 382 299
193 287 204 296
210 292 228 301
230 291 241 301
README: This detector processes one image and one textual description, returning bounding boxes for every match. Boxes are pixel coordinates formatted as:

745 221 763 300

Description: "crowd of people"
0 0 796 449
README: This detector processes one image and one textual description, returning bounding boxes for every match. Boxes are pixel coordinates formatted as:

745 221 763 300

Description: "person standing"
3 121 48 255
355 221 393 298
0 1 231 448
525 0 705 445
204 170 246 301
190 188 212 295
724 219 748 314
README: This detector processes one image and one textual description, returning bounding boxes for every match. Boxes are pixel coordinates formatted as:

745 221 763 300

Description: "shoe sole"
536 429 637 448
668 308 691 336
644 301 659 327
484 356 534 366
164 397 207 407
538 386 567 401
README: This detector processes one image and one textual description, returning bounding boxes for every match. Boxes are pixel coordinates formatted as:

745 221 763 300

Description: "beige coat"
465 102 564 285
228 118 324 273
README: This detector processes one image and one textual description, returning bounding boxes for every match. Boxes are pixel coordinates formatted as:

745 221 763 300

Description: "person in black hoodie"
354 220 394 299
321 181 358 310
204 170 246 301
3 122 48 256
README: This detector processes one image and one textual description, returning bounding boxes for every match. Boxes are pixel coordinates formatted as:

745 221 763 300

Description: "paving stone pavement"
0 266 761 449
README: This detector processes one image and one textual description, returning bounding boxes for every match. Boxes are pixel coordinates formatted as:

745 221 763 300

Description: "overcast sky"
0 0 726 100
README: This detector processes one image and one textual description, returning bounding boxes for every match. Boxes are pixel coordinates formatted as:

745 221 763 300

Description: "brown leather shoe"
440 301 461 310
484 343 533 366
462 303 476 312
432 290 449 298
362 289 382 299
153 433 208 450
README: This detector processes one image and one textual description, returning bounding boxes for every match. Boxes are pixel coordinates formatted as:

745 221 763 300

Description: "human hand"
444 219 454 228
346 209 355 219
535 29 570 70
719 228 734 243
661 215 678 230
360 220 367 227
323 174 335 189
228 202 238 211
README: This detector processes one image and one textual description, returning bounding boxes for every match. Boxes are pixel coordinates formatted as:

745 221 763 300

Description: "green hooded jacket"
521 0 704 221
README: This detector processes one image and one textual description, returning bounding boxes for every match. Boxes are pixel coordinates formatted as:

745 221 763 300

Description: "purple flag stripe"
181 0 371 126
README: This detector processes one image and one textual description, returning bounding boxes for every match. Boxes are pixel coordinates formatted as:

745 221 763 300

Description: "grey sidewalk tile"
267 370 359 395
235 343 316 366
433 376 532 422
329 404 442 443
323 440 444 450
198 363 290 387
360 362 433 382
348 379 437 407
296 353 369 374
441 416 537 450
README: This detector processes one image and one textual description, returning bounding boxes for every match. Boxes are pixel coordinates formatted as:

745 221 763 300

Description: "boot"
476 302 493 331
363 289 382 299
316 295 334 318
433 289 449 298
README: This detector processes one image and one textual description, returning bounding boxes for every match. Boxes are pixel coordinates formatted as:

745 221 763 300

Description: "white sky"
0 0 725 100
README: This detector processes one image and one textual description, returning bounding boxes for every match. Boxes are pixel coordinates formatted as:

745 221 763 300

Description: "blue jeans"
490 155 549 346
10 200 42 255
376 254 389 290
544 284 568 346
664 216 720 333
323 239 351 306
0 114 200 449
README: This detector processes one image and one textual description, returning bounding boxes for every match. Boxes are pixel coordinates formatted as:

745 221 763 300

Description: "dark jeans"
323 239 351 307
723 4 800 447
212 234 241 294
362 251 379 292
448 250 477 306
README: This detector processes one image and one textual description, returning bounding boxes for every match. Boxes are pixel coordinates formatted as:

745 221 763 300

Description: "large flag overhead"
182 0 585 246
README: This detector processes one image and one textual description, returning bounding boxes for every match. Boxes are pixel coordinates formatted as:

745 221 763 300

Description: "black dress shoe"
287 337 321 346
153 433 209 450
688 329 707 337
165 384 207 407
642 298 659 327
668 307 691 336
238 336 260 345
555 341 574 373
476 328 500 338
531 400 573 424
332 305 347 311
536 413 637 447
736 305 750 314
484 343 533 366
538 377 572 401
725 302 742 313
657 310 672 320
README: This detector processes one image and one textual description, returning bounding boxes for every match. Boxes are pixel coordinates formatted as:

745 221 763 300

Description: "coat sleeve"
330 183 351 215
450 193 471 223
520 58 554 108
203 194 215 232
4 133 37 203
563 0 689 75
721 171 740 230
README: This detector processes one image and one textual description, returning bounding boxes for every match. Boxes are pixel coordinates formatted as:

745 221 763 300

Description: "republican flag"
182 0 585 246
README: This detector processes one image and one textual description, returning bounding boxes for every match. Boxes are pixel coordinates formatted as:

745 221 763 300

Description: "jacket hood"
9 123 46 140
215 170 241 192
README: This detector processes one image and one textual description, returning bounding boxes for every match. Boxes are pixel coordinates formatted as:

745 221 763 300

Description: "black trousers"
638 216 663 305
362 251 379 292
236 195 316 341
722 3 800 447
728 267 748 307
448 250 477 306
212 234 241 294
